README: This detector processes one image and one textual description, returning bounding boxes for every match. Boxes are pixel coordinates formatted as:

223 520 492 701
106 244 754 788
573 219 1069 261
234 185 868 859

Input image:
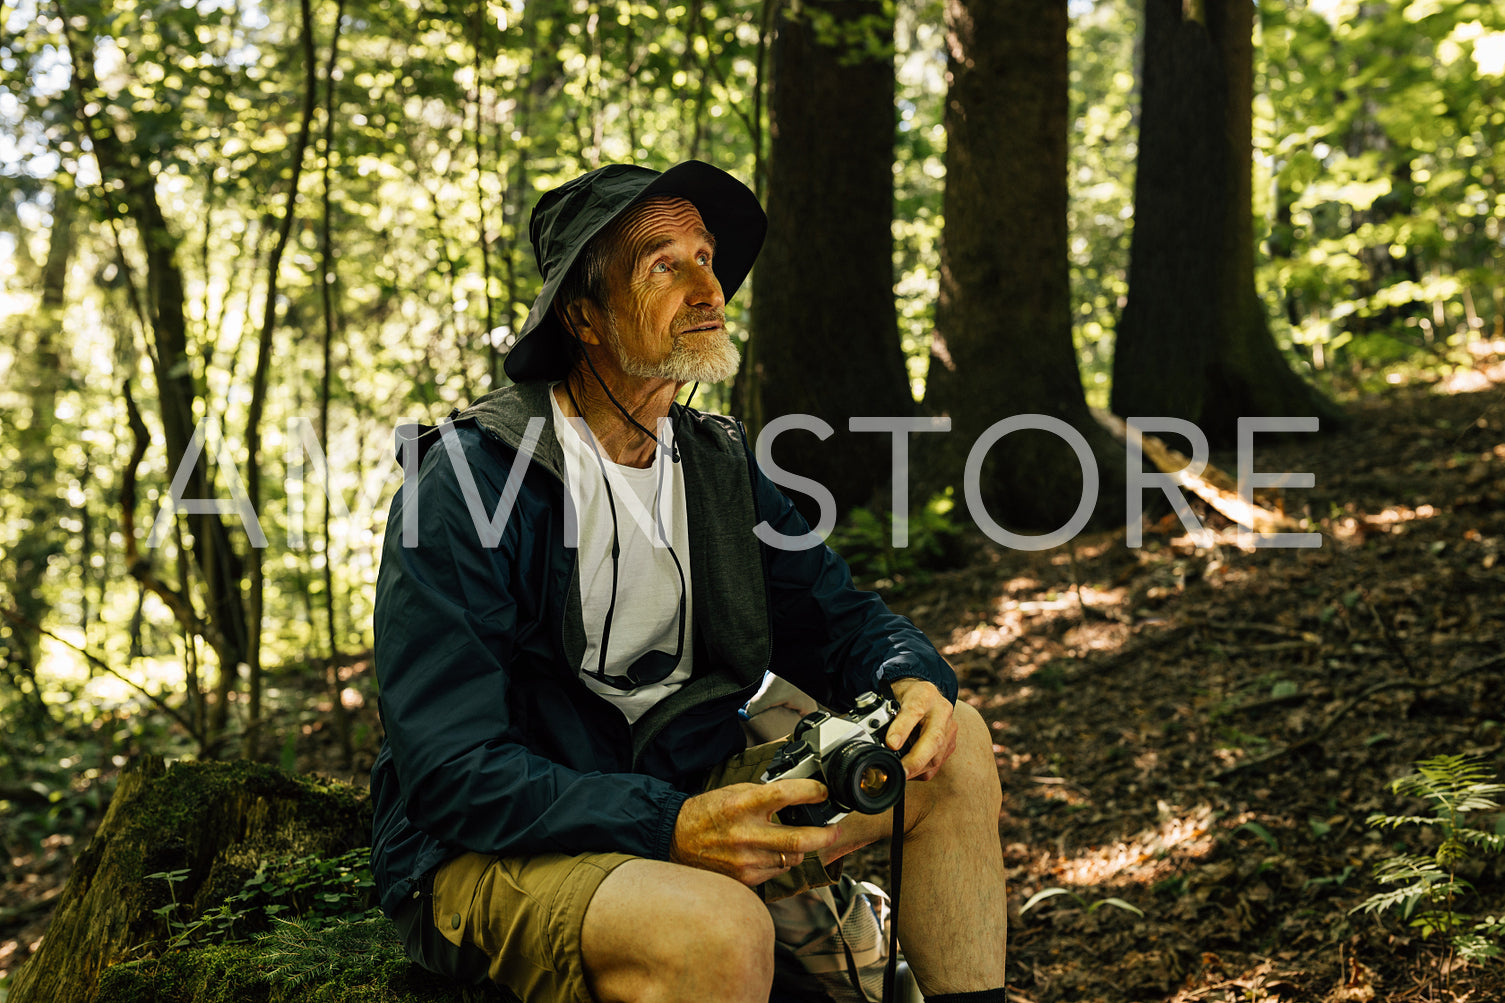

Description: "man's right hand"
669 780 842 887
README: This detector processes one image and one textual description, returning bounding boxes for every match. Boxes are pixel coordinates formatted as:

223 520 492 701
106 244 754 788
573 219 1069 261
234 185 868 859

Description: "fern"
1456 828 1505 854
1353 754 1505 973
258 912 397 991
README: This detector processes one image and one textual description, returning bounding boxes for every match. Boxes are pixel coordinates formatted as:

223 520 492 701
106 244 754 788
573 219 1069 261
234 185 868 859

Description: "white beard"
610 319 741 384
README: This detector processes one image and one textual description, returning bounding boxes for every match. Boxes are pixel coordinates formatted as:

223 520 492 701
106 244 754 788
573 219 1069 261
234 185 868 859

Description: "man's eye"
651 261 669 273
697 253 712 267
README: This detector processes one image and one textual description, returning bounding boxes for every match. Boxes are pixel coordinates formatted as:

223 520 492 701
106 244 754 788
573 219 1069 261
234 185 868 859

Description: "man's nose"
688 267 725 310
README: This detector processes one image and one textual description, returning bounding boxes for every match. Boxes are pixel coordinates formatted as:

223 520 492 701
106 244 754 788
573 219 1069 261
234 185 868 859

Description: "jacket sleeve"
749 462 958 710
374 427 687 862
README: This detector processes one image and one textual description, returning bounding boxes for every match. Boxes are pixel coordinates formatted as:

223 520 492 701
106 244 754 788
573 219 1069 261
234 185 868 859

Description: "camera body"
760 691 908 827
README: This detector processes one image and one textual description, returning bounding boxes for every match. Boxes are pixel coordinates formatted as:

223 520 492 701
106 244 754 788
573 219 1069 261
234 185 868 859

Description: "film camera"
760 691 910 827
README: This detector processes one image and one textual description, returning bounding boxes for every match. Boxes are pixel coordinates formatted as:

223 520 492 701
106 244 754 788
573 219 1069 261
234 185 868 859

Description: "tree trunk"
751 0 914 522
60 7 251 750
499 0 546 386
320 0 353 768
1111 0 1341 443
727 0 778 429
3 186 74 732
242 0 321 758
924 0 1126 532
6 757 372 1003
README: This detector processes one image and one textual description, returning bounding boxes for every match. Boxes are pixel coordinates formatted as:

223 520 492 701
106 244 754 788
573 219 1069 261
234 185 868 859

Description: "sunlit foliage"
0 0 1498 751
1256 0 1505 389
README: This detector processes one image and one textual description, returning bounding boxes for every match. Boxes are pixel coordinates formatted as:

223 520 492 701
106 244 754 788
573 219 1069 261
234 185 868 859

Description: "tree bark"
752 0 915 522
1111 0 1342 443
320 0 353 767
924 0 1126 531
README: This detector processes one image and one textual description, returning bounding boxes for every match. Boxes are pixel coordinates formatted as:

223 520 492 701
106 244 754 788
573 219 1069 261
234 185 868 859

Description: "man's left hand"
884 678 958 782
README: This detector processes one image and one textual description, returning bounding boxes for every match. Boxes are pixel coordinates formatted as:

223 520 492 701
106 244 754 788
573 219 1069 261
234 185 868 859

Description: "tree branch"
0 605 197 737
1215 654 1505 780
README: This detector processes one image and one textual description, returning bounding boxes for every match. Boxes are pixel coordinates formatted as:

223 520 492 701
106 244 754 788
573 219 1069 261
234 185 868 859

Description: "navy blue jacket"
370 382 956 916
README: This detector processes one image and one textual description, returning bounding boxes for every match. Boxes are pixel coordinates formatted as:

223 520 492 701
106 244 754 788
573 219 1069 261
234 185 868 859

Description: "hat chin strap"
561 312 681 464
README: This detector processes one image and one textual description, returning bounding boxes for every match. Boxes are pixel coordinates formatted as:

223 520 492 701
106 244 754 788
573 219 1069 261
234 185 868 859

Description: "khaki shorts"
398 738 842 1003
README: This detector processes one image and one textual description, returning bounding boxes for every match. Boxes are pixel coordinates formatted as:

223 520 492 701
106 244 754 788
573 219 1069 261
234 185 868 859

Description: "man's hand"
885 678 958 782
670 780 842 887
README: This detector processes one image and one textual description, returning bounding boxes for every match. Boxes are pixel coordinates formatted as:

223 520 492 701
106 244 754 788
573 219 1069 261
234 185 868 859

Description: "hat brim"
503 160 767 383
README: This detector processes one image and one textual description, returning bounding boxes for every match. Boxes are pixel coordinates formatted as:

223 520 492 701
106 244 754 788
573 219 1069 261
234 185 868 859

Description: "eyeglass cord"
563 379 686 691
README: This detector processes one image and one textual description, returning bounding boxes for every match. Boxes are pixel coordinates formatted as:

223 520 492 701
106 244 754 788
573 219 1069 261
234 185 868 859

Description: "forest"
1 0 1503 1000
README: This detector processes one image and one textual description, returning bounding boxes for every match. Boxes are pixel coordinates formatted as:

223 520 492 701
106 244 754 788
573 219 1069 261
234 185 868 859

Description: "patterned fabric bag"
768 875 921 1003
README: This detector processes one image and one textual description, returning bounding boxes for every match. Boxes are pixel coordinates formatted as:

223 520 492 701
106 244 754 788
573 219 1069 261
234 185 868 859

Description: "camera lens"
826 741 905 814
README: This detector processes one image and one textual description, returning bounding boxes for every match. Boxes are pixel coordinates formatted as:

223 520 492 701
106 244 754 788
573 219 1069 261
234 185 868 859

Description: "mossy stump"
6 755 403 1003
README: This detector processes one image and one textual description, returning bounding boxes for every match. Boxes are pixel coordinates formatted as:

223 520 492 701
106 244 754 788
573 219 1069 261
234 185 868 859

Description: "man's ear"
556 299 602 347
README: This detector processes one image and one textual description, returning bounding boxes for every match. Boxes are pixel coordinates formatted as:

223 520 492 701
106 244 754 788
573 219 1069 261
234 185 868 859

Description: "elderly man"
370 160 1008 1003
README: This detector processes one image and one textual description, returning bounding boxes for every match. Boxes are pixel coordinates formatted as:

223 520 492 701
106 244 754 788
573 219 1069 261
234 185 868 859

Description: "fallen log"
1092 409 1304 538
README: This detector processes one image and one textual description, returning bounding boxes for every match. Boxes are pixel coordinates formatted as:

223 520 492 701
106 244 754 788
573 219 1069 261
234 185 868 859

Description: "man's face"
595 197 739 384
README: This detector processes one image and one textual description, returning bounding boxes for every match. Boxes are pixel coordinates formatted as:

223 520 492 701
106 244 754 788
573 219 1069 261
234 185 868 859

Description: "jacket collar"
454 381 569 481
454 380 751 477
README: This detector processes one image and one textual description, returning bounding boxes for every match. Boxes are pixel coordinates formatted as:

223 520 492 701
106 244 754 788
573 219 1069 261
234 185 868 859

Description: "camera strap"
882 787 904 1003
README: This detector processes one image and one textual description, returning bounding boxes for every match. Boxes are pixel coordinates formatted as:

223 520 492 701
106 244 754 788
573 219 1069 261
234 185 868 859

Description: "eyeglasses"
582 508 686 691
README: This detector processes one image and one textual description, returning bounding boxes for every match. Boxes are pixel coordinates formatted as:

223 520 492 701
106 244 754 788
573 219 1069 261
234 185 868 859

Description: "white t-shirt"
550 386 695 724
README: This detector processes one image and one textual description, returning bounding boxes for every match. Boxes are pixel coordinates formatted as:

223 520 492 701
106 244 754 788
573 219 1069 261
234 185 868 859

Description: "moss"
119 760 373 919
8 756 378 1003
128 760 370 848
96 758 365 880
96 941 274 1003
96 916 513 1003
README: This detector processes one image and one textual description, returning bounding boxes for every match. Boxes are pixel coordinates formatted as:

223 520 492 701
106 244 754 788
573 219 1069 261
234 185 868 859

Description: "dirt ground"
930 361 1505 1002
3 352 1504 1003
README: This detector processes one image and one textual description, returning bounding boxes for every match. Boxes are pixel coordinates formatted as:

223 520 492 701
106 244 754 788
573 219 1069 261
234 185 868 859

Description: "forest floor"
3 345 1504 1003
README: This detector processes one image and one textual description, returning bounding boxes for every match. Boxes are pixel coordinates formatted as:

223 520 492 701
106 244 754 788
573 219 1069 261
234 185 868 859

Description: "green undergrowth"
1353 754 1505 966
827 489 965 592
78 759 499 1003
95 913 492 1003
149 848 378 948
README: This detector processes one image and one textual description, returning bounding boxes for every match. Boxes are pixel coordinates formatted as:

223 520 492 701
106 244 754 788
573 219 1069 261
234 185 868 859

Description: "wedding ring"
779 851 789 868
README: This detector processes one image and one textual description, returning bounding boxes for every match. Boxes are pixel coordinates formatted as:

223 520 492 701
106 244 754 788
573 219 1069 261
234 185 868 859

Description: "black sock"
925 991 1009 1003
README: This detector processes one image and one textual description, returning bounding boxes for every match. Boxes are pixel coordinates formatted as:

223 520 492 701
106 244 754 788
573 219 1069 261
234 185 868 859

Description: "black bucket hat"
504 160 768 382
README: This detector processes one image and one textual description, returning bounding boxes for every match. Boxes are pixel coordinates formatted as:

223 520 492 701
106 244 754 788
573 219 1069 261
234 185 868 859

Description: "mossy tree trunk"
8 757 371 1003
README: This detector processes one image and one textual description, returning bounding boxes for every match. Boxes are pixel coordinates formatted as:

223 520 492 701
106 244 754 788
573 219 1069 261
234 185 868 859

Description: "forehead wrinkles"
609 197 713 267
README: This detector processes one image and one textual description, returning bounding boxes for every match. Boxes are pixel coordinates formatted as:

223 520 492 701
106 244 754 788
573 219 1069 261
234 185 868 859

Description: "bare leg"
581 859 775 1003
820 700 1007 996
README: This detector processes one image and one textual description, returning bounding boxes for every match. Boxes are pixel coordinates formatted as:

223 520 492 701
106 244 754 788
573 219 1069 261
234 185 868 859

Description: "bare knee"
667 877 774 981
952 700 1001 799
583 861 773 1003
912 701 1001 824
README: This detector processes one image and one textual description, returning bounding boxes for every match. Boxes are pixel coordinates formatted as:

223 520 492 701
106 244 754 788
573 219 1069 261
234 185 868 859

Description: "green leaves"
799 1 897 64
1020 885 1146 919
149 848 377 952
1258 0 1505 385
823 490 963 592
1235 820 1282 852
1353 754 1505 966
